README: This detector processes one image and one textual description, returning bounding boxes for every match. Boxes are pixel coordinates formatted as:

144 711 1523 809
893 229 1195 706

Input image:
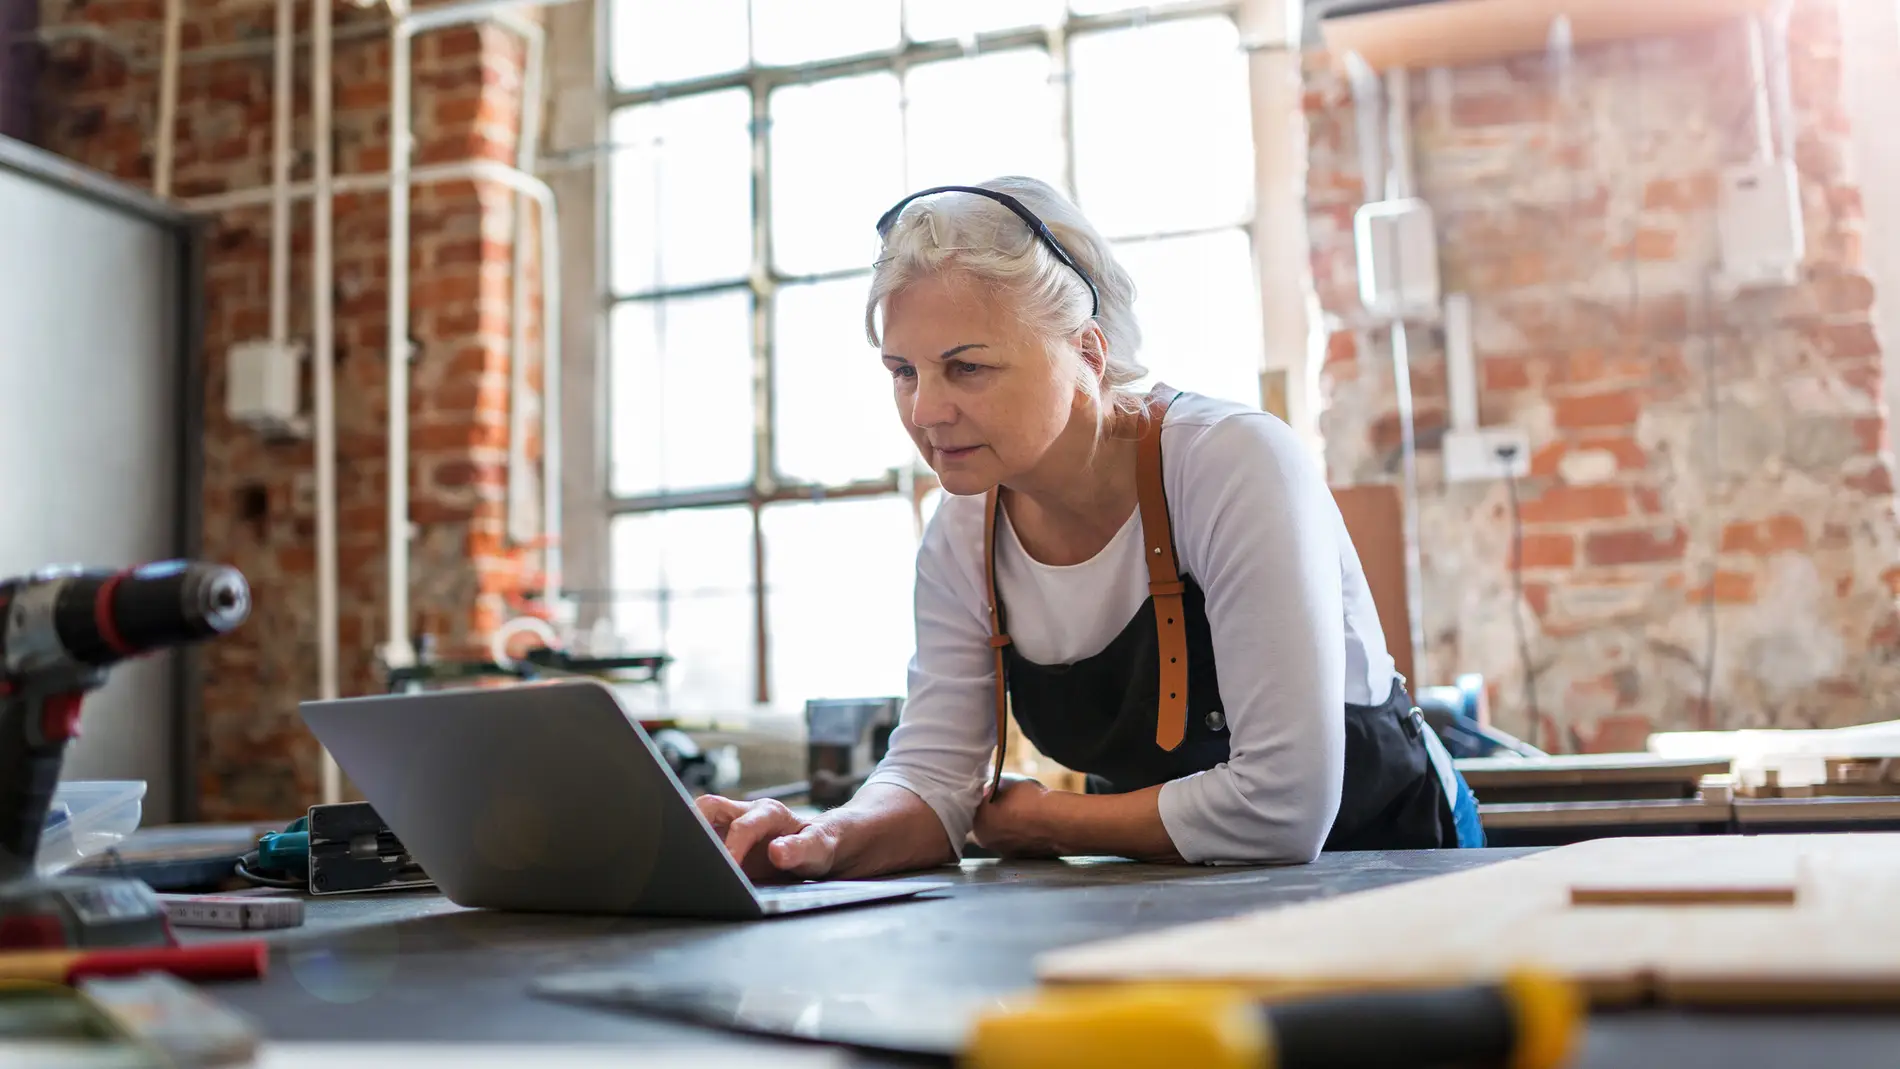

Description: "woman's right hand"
693 795 840 883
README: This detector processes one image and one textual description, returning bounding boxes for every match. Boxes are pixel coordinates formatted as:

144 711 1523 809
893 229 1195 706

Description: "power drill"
0 560 250 949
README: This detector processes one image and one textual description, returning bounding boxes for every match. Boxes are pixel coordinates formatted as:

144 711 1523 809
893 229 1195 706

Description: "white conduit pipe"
185 9 569 672
313 0 340 803
507 19 546 546
387 17 414 666
153 0 181 196
269 0 292 349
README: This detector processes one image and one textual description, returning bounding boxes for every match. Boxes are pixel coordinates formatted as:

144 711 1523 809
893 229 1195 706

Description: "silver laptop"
298 678 952 919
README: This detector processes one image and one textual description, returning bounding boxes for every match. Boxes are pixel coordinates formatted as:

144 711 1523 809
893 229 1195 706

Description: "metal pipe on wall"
386 13 414 668
269 0 292 348
153 0 181 196
312 0 340 804
1382 65 1425 685
182 0 573 701
507 19 546 546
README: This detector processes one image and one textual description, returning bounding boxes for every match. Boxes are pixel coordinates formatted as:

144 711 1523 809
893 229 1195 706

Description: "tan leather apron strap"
984 486 1011 797
1137 383 1188 751
981 382 1187 797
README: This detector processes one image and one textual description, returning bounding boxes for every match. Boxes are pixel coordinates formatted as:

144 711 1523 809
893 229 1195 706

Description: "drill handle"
0 691 80 883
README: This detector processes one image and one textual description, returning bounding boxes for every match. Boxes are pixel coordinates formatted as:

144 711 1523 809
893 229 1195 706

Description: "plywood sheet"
1331 484 1411 687
1318 0 1774 73
1036 834 1900 1006
1458 753 1730 790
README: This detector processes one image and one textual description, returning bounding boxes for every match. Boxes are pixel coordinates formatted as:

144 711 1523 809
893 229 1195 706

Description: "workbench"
171 848 1900 1067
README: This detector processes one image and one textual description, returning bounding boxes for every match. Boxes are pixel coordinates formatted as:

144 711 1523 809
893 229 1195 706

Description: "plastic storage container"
36 780 147 875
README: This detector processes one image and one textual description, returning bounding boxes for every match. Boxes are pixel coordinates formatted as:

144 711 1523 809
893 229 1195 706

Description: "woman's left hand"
971 774 1062 858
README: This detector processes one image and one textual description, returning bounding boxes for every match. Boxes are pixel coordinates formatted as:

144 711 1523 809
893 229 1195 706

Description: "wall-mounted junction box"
226 339 307 437
1716 158 1804 290
1355 197 1441 321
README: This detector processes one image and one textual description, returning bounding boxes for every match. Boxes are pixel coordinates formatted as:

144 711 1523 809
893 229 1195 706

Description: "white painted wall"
0 159 183 818
1838 0 1900 433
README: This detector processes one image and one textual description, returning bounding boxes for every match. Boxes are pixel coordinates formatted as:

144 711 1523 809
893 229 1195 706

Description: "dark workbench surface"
181 847 1900 1066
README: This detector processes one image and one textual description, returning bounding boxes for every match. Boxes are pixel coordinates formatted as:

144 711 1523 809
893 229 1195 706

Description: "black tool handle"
0 693 72 881
49 561 250 667
1266 984 1519 1069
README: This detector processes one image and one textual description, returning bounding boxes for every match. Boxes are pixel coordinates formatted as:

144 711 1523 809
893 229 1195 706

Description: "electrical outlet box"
1716 158 1804 290
1444 427 1530 483
226 339 306 436
1354 197 1441 321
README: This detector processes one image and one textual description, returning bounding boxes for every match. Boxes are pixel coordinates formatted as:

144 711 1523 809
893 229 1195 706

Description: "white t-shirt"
862 391 1398 865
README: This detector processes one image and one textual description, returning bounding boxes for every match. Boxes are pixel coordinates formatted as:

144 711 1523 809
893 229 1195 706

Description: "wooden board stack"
1035 834 1900 1007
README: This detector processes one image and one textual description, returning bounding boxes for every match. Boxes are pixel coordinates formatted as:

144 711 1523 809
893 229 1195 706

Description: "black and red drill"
0 560 249 949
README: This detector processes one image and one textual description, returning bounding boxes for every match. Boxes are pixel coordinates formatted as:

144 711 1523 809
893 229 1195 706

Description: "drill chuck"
2 561 249 679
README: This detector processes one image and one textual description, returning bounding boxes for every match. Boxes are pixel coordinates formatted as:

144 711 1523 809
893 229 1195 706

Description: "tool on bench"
533 969 1582 1068
964 971 1581 1069
0 560 250 950
0 940 267 984
744 697 901 807
238 801 432 895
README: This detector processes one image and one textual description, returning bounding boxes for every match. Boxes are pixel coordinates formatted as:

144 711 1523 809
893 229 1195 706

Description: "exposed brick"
1721 515 1808 555
1585 525 1687 566
1818 272 1875 315
1853 416 1888 454
1689 570 1758 605
1482 354 1537 392
1515 532 1575 570
1820 321 1881 362
32 0 543 819
1847 462 1896 496
1553 389 1643 429
1518 484 1629 525
1581 713 1654 754
1453 91 1547 127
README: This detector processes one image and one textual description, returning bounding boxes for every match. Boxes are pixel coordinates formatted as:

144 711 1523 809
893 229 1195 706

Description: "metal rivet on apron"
1206 709 1226 732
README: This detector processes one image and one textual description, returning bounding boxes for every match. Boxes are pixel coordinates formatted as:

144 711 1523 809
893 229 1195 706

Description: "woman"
695 176 1483 882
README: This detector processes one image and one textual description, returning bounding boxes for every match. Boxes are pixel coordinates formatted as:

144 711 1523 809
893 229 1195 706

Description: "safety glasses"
875 185 1100 320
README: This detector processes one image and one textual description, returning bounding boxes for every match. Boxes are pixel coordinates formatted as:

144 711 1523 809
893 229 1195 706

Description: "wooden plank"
1317 0 1773 73
1732 796 1900 825
1457 753 1730 790
1476 796 1729 829
1569 880 1797 907
1331 484 1412 687
1036 834 1900 1006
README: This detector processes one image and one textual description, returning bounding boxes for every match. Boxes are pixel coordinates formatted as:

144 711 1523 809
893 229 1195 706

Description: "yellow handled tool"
963 970 1581 1069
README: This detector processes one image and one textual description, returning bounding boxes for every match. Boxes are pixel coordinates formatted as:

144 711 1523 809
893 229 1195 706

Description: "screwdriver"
962 969 1581 1069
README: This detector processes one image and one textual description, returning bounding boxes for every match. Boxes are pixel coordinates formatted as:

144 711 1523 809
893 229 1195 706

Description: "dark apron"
1000 575 1460 852
979 384 1470 853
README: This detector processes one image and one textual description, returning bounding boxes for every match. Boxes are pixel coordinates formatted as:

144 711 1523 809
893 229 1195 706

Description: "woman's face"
880 273 1082 496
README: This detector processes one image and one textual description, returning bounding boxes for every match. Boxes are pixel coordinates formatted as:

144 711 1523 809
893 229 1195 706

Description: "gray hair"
864 176 1148 435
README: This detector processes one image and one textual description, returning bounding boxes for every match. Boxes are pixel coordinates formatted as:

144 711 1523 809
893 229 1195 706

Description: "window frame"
600 0 1255 712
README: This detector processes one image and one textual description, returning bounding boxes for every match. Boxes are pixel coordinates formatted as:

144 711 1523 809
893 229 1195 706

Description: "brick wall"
1304 0 1900 750
35 0 543 817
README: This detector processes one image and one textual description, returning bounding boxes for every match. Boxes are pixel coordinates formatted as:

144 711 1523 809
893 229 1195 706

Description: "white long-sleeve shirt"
862 391 1397 865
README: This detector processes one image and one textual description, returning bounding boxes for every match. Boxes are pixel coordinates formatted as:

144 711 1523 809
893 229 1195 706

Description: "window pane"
904 50 1063 191
904 0 1062 41
1071 18 1253 238
611 507 757 717
763 497 918 714
610 291 756 496
1115 229 1264 408
752 0 899 66
774 276 920 484
611 0 748 88
609 91 753 294
770 73 904 276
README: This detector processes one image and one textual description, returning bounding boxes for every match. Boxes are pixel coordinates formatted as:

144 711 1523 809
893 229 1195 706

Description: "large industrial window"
604 0 1262 719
